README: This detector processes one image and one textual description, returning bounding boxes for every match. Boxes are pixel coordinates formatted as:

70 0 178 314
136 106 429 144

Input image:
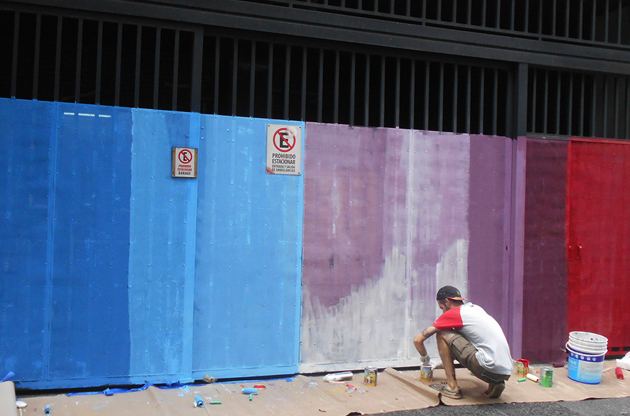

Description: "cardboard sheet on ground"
14 362 630 416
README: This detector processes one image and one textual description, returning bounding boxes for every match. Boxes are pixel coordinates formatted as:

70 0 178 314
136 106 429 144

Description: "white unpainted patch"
434 238 469 322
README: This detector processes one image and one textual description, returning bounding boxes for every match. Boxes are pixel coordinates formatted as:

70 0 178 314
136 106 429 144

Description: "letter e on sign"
266 124 302 175
172 147 198 178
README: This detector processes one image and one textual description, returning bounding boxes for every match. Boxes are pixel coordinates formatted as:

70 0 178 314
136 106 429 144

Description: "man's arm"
413 325 438 360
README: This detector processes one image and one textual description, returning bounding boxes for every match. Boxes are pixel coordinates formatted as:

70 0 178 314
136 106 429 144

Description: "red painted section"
522 139 569 363
567 139 630 355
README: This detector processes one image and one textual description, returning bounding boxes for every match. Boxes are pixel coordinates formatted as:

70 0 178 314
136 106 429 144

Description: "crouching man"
413 285 513 399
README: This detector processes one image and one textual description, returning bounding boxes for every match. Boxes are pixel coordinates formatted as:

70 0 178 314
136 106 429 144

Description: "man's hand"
420 354 431 365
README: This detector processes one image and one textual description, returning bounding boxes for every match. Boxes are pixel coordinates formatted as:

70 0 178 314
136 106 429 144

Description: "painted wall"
0 99 304 389
300 124 517 372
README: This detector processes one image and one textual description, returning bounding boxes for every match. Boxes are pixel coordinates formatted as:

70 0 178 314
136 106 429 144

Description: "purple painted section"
522 138 568 363
301 124 473 370
301 125 395 308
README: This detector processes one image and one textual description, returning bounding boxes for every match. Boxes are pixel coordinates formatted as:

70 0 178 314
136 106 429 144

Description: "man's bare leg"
436 330 459 392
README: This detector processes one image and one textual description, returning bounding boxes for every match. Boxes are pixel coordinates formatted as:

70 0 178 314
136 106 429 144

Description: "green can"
540 367 553 387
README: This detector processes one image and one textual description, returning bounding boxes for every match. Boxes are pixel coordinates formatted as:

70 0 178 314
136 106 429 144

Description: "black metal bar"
532 68 537 133
496 0 501 29
284 45 291 120
437 0 442 21
466 65 471 132
11 12 19 98
482 0 487 27
591 0 596 41
438 62 443 132
538 0 543 37
614 76 619 138
424 61 429 130
191 29 203 113
565 0 570 37
579 0 583 40
479 67 485 133
453 0 457 22
591 75 596 136
423 0 427 25
54 16 62 102
543 69 548 134
154 28 161 109
250 41 256 117
555 72 560 134
493 68 498 135
453 64 458 133
173 29 180 111
75 18 83 103
580 74 595 137
268 42 274 119
231 38 238 115
410 59 415 129
350 51 355 126
96 20 103 105
618 0 622 44
395 57 400 127
334 49 339 123
380 56 385 127
317 48 323 122
626 78 629 139
603 76 608 136
568 72 574 135
467 0 472 25
213 36 219 114
552 0 557 36
525 0 529 35
33 13 41 100
365 54 370 126
301 46 306 121
511 0 515 31
513 63 528 137
406 0 411 17
115 23 122 106
134 25 142 108
605 0 609 43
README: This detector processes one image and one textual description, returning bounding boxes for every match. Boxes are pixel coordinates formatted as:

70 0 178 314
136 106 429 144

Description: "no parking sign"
172 147 198 178
266 124 302 175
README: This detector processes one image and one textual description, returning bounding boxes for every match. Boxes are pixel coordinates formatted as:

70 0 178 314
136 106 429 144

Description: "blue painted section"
0 99 53 382
193 116 304 378
48 104 132 383
128 109 192 383
0 98 305 389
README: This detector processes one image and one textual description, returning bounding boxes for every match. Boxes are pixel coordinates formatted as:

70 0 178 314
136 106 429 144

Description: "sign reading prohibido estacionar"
172 147 198 178
266 124 302 176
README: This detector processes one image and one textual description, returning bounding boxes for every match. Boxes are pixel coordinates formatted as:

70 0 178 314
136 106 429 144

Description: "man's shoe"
430 382 462 399
484 381 505 398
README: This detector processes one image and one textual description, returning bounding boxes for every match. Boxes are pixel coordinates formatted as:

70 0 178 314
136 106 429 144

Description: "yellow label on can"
364 367 377 386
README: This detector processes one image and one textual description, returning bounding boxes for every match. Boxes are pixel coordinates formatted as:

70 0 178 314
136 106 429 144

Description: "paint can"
516 359 530 376
540 367 553 387
420 364 433 383
364 366 377 386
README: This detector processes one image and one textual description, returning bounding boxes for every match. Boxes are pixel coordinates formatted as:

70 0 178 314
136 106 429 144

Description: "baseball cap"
436 285 467 301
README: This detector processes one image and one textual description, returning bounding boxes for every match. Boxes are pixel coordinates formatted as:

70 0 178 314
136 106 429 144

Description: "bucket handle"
565 343 606 357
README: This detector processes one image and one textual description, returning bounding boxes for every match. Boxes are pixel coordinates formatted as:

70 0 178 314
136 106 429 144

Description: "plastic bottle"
323 371 353 382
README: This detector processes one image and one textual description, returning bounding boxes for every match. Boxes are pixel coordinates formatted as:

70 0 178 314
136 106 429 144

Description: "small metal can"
540 367 553 387
420 364 433 382
364 366 377 386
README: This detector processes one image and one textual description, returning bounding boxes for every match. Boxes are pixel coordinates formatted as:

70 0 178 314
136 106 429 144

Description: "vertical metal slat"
54 16 62 102
532 68 537 133
249 41 256 117
231 38 238 115
380 56 385 127
115 23 122 107
556 72 561 134
625 78 630 139
75 18 83 103
552 0 557 36
579 73 585 136
410 59 415 129
334 50 339 124
134 26 142 108
603 76 609 137
424 61 429 130
154 28 161 110
543 70 548 134
190 29 203 113
395 57 400 127
95 20 103 105
33 14 41 100
493 68 498 135
301 46 307 121
614 77 619 139
350 52 356 126
11 12 19 98
317 48 323 122
479 67 485 134
453 64 458 133
579 0 584 40
284 45 291 120
267 43 274 119
365 55 370 126
482 0 487 27
605 0 610 43
568 72 574 135
172 30 180 111
466 65 471 132
213 36 219 114
591 75 596 136
565 0 570 37
591 0 596 41
618 0 623 44
438 62 444 132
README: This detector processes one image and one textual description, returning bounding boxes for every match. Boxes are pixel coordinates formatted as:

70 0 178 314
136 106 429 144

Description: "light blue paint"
128 109 192 383
193 116 304 379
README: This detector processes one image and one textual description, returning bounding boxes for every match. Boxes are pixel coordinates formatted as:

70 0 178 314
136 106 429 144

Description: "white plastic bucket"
568 331 608 354
566 343 606 384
